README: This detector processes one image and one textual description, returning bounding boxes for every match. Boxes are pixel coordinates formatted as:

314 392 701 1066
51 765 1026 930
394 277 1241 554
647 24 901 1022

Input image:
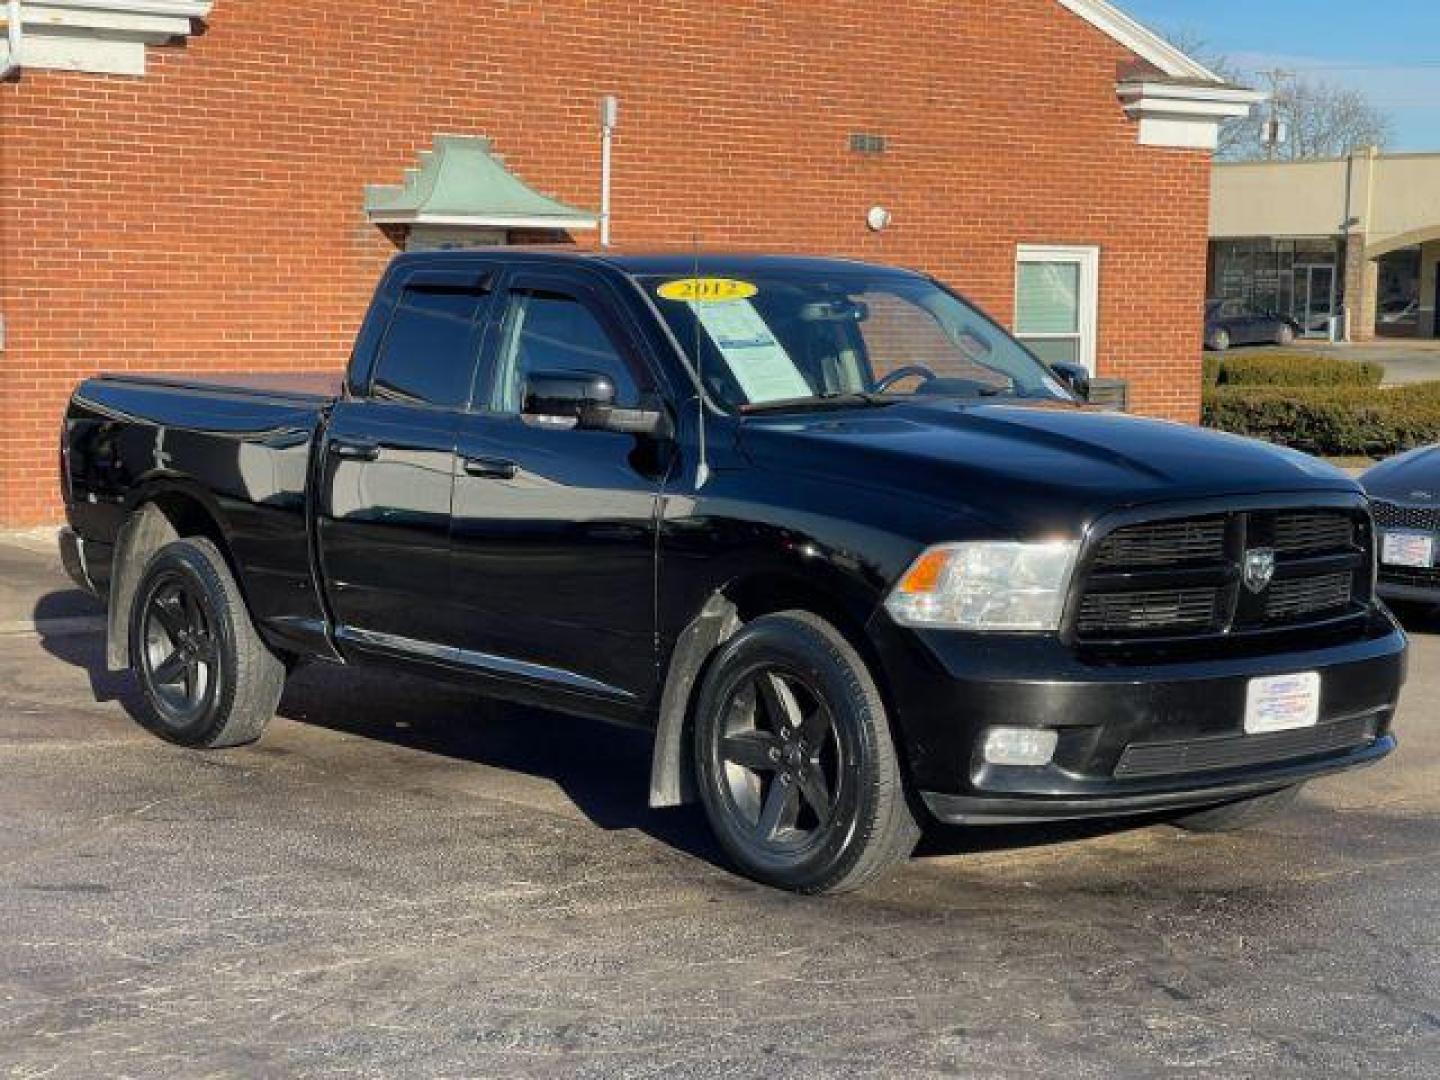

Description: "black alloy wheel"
128 537 285 748
715 666 842 853
139 573 219 726
693 611 919 894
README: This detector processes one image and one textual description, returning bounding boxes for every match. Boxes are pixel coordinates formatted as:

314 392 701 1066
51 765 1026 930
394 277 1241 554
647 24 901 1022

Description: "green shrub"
1207 353 1383 388
1202 382 1440 458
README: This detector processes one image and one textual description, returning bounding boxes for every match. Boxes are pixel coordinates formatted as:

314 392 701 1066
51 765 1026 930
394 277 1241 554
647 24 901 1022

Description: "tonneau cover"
97 371 343 403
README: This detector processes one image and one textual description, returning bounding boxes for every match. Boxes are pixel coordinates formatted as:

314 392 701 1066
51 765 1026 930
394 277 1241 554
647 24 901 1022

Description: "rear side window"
371 285 488 408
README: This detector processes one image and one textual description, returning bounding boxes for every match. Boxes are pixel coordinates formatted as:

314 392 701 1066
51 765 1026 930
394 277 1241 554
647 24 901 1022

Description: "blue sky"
1120 0 1440 150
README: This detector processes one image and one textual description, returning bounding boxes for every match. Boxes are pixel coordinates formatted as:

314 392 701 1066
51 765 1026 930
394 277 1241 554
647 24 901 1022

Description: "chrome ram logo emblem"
1243 548 1277 593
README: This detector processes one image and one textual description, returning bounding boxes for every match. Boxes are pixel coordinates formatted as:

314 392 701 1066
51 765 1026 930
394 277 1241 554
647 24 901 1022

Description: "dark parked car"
59 251 1407 894
1363 446 1440 607
1205 298 1300 351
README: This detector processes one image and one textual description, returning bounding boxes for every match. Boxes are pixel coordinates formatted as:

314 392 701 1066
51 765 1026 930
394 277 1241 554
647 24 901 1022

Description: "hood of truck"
736 398 1359 538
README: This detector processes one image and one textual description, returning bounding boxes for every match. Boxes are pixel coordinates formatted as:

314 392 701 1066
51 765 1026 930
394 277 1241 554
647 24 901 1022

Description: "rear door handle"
462 455 517 480
330 437 380 462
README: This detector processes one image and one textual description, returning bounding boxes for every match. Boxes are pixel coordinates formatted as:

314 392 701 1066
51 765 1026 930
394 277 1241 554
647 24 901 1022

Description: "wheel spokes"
722 731 782 773
755 671 803 734
151 650 189 685
151 591 188 639
755 776 800 841
794 761 833 827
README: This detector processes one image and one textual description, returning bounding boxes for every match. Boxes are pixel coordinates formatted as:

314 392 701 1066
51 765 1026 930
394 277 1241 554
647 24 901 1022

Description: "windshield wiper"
740 391 895 415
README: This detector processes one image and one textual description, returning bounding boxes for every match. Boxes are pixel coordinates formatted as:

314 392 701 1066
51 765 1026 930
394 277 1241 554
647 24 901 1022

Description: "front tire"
1172 784 1303 833
128 538 285 748
692 612 919 894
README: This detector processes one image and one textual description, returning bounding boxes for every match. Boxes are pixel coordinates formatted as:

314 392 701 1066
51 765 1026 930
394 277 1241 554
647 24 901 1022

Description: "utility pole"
1259 69 1292 160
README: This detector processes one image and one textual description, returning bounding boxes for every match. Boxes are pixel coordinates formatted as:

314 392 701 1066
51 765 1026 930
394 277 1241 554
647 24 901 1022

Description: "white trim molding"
1015 244 1101 374
0 0 211 76
1054 0 1221 82
1117 80 1266 150
1055 0 1265 150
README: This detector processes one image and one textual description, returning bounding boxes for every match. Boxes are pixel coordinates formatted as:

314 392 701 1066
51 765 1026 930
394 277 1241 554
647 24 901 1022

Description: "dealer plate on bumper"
1381 530 1435 569
1245 671 1321 734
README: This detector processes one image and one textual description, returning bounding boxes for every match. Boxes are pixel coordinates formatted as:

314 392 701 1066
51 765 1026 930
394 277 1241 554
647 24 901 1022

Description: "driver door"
448 267 672 708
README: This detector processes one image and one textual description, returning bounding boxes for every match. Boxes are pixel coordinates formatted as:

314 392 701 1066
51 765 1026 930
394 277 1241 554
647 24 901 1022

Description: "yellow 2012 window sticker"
656 278 758 303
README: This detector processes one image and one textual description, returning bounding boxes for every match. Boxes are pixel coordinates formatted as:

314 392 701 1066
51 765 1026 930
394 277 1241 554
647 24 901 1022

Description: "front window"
641 270 1072 413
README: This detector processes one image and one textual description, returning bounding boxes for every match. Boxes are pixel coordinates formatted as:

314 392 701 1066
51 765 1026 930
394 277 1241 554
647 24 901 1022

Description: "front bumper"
868 609 1408 825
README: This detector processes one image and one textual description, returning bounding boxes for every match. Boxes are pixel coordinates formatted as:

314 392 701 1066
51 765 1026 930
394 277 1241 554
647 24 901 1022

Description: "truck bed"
65 370 340 663
95 370 344 404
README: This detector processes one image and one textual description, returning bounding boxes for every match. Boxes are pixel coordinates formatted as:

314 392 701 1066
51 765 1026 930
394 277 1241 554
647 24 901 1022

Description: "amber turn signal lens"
896 548 951 594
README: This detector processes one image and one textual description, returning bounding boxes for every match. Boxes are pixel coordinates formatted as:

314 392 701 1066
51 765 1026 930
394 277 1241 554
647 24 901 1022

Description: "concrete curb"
0 615 107 638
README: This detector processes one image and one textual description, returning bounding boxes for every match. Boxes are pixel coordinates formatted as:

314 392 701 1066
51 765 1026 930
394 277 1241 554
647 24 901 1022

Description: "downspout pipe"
2 0 21 79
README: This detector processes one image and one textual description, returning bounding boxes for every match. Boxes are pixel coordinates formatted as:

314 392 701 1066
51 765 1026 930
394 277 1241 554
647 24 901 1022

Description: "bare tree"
1255 77 1395 160
1164 30 1395 161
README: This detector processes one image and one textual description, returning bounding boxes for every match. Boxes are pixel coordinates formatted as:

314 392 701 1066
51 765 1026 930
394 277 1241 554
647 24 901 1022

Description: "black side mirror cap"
523 370 672 438
1049 361 1091 401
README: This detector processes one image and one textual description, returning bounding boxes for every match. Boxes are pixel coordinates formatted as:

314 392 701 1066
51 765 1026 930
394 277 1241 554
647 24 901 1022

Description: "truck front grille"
1264 572 1353 621
1092 516 1225 568
1113 713 1380 779
1073 507 1371 648
1077 587 1220 634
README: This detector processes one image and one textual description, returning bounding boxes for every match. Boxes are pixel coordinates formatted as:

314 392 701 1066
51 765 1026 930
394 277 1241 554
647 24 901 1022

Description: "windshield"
640 271 1074 412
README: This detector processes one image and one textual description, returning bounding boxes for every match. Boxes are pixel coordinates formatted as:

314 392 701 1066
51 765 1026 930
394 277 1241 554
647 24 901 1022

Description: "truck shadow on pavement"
31 585 1320 875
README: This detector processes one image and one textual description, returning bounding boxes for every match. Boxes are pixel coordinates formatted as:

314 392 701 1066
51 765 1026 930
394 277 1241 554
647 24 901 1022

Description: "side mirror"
1049 361 1091 401
523 370 672 438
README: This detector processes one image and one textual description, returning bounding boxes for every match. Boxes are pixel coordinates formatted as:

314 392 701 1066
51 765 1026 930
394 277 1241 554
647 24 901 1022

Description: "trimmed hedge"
1202 382 1440 458
1202 353 1384 389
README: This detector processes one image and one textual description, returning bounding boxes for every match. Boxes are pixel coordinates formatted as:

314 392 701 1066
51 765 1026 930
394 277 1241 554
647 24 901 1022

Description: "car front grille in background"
1378 564 1440 590
1074 507 1370 646
1370 499 1440 532
1371 499 1440 593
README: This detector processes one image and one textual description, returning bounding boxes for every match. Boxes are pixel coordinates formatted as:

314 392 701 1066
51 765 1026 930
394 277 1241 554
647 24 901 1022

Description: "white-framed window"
1014 245 1100 373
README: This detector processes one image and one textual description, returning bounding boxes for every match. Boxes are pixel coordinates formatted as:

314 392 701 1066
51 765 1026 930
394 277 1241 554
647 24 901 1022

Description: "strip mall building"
0 0 1257 526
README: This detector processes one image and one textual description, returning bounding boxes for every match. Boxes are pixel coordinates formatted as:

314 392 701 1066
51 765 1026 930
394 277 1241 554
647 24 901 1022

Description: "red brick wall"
0 0 1212 525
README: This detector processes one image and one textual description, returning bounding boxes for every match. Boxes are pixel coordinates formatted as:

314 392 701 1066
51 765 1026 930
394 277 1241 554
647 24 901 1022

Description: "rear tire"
1276 324 1296 346
692 612 920 894
1208 329 1231 352
128 538 285 748
1172 784 1303 834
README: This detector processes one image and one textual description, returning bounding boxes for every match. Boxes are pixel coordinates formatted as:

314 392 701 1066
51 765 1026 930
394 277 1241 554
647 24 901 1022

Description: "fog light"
982 727 1058 767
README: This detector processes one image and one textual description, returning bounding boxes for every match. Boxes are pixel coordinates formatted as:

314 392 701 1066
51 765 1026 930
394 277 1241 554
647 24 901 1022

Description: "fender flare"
105 503 179 671
648 593 741 808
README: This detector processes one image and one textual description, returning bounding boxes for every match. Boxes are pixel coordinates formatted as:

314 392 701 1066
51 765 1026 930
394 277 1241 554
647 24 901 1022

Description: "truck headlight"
884 541 1079 632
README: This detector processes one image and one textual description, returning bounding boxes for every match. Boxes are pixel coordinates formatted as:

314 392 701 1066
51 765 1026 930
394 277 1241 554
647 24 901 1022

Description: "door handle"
462 455 518 480
330 438 380 462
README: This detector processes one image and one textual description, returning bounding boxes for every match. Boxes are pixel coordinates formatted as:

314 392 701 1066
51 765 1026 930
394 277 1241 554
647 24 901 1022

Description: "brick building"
0 0 1258 526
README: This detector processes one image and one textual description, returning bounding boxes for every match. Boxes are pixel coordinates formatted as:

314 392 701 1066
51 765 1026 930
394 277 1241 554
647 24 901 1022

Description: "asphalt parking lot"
2 536 1438 1078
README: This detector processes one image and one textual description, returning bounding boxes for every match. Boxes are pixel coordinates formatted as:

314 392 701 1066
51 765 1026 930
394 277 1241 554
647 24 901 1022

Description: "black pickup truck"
61 251 1407 893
